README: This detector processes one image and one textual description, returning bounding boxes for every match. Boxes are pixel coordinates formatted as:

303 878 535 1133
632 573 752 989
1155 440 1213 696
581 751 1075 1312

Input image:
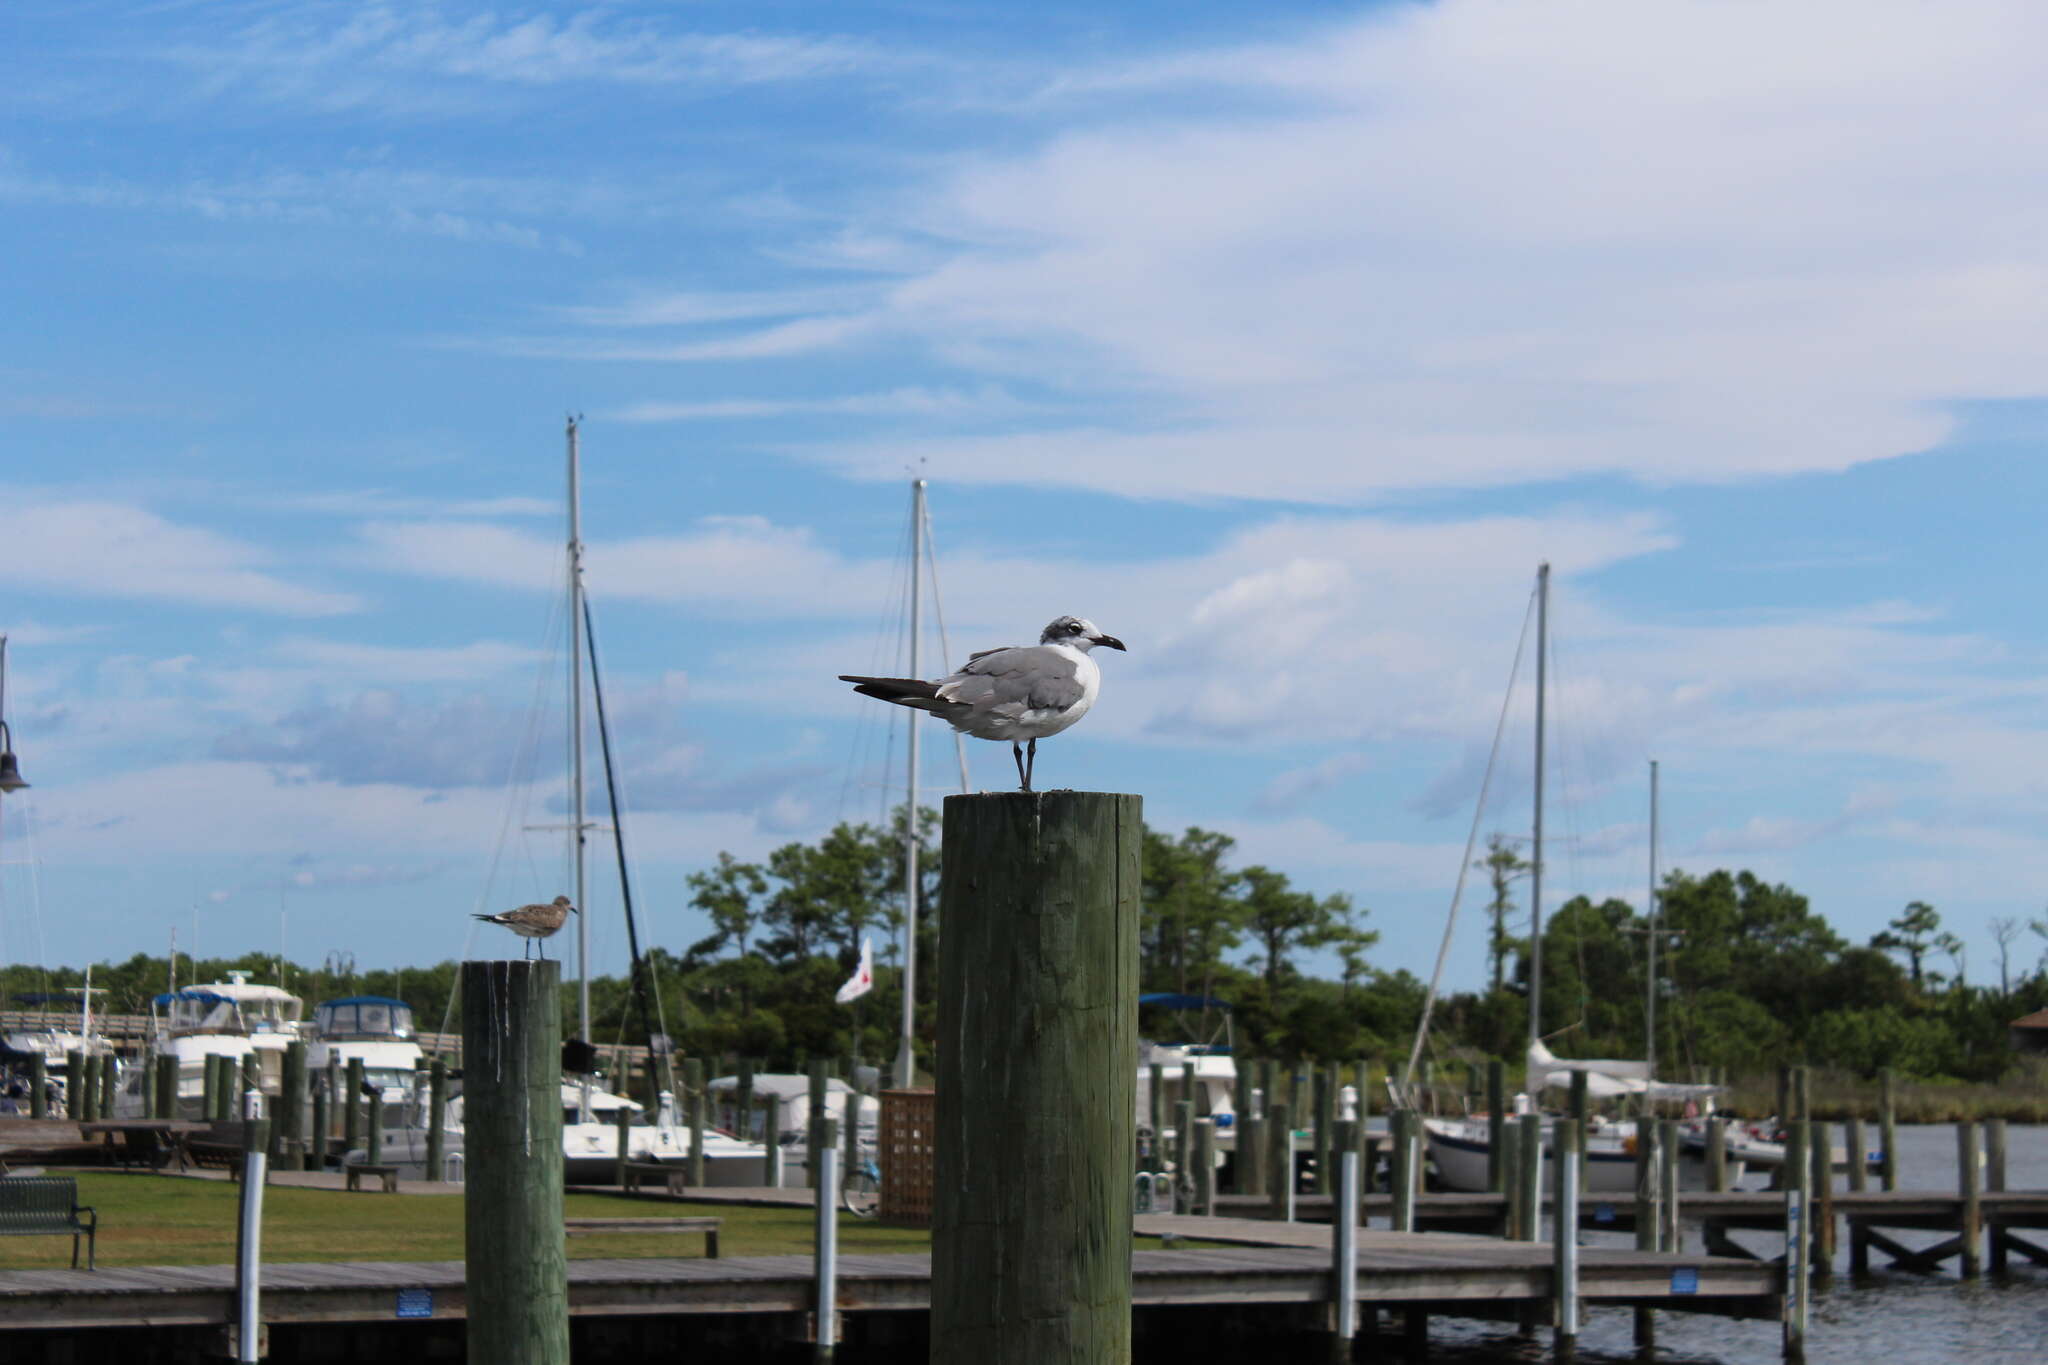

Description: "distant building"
2008 1007 2048 1055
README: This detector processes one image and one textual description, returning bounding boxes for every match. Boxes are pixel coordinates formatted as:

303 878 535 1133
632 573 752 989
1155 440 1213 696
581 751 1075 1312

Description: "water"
1412 1124 2048 1365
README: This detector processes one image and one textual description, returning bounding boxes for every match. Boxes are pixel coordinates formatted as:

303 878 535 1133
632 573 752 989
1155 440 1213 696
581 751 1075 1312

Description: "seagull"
474 895 577 958
839 615 1127 792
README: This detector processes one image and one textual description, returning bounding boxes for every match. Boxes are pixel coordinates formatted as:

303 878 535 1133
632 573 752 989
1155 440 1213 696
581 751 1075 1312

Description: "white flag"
835 936 874 1003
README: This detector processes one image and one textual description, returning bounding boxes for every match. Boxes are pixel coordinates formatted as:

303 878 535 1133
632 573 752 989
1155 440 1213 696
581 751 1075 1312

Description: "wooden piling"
217 1055 237 1121
1986 1118 2007 1272
1500 1119 1523 1240
689 1057 709 1189
66 1050 84 1119
1238 1057 1265 1198
279 1041 306 1163
29 1054 47 1119
1516 1113 1542 1243
426 1058 448 1182
76 1055 97 1122
1193 1117 1216 1217
1173 1099 1194 1212
154 1055 178 1123
1809 1121 1833 1272
1268 1101 1293 1222
1957 1120 1981 1278
308 1080 328 1172
613 1105 631 1188
461 957 568 1365
930 790 1140 1365
1784 1121 1810 1363
1845 1119 1867 1192
1633 1120 1658 1353
1659 1118 1681 1252
765 1094 785 1189
1485 1060 1505 1194
1314 1064 1335 1196
344 1058 364 1155
100 1053 117 1120
1389 1111 1416 1233
1878 1069 1898 1192
1707 1116 1728 1193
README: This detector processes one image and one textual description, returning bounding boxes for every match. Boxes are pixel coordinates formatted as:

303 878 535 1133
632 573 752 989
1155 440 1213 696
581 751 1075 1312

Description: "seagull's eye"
1070 622 1085 633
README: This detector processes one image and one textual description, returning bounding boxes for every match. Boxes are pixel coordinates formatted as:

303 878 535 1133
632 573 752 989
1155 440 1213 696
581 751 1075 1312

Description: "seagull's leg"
1012 742 1029 791
1026 737 1038 792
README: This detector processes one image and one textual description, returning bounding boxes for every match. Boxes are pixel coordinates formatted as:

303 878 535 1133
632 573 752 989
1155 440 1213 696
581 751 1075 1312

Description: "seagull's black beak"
1092 634 1127 651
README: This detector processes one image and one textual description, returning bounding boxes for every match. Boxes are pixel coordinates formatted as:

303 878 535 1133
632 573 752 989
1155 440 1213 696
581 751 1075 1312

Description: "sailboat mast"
1646 758 1659 1085
895 478 925 1089
1527 562 1549 1050
567 417 590 1051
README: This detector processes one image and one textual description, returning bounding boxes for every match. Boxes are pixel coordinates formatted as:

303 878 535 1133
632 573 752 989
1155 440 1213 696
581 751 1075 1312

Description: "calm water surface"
1389 1124 2048 1365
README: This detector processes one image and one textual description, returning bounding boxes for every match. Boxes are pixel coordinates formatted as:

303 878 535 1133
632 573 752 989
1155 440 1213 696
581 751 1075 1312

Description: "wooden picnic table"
77 1120 211 1172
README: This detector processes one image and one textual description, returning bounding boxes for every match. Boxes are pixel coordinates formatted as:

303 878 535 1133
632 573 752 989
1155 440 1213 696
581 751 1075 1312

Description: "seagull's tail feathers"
472 912 506 925
838 675 951 713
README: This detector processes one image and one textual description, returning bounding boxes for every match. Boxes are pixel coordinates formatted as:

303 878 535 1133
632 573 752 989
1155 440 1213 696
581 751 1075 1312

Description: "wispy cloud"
0 499 358 616
608 385 1031 423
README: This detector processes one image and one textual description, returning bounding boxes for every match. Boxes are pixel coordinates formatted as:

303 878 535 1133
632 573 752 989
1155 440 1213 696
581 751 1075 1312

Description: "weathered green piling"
613 1104 631 1187
1237 1057 1264 1198
688 1057 708 1188
461 957 568 1365
1193 1117 1215 1217
1515 1113 1542 1244
65 1050 84 1119
1958 1120 1981 1277
1389 1110 1416 1233
1313 1064 1336 1196
308 1080 329 1171
1485 1060 1505 1194
1146 1064 1165 1174
279 1041 306 1162
1172 1099 1194 1212
931 790 1139 1365
344 1058 364 1154
1986 1117 2008 1272
1268 1100 1293 1221
426 1058 447 1182
29 1054 48 1119
1878 1069 1898 1191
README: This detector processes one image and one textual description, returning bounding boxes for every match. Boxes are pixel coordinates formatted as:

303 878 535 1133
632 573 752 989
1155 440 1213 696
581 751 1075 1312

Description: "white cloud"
0 499 358 616
618 0 2048 503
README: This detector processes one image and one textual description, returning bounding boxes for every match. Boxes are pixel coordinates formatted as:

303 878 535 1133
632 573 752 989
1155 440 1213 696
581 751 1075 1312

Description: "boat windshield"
316 1000 415 1039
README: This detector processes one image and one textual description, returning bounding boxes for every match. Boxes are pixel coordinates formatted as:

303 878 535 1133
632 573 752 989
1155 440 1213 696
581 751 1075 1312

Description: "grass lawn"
0 1173 1216 1270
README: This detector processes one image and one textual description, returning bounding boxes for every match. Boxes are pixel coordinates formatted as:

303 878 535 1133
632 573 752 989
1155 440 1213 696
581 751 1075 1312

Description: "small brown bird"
474 895 577 958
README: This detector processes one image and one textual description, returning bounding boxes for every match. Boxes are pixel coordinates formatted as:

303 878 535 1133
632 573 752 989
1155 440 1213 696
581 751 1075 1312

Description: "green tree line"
6 816 2046 1084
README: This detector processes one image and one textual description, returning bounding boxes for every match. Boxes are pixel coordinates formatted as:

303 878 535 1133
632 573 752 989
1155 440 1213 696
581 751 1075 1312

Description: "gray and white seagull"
839 615 1126 792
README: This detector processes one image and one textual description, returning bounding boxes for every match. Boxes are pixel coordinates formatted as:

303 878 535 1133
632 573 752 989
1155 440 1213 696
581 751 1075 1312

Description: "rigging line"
1402 580 1539 1092
918 494 972 794
581 595 675 1095
434 585 567 1055
834 509 917 824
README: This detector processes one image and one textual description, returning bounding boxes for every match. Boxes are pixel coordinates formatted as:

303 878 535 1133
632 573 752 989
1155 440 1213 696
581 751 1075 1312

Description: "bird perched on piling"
474 895 577 958
839 615 1126 792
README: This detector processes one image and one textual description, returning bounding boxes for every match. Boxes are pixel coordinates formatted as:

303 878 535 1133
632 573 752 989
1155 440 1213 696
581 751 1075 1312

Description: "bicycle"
842 1153 881 1218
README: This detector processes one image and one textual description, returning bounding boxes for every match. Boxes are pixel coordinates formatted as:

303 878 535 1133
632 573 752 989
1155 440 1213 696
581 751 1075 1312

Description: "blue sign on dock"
395 1289 434 1319
1671 1268 1699 1296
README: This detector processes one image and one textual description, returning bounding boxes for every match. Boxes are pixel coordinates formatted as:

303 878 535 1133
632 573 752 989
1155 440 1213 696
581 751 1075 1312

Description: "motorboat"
113 971 302 1118
304 995 424 1105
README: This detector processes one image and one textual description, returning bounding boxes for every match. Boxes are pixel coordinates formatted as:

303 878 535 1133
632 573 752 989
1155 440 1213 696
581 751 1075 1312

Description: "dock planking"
0 1226 1781 1334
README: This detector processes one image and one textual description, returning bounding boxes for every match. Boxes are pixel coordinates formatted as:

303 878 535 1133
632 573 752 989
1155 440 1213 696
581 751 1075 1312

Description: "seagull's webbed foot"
1025 737 1038 792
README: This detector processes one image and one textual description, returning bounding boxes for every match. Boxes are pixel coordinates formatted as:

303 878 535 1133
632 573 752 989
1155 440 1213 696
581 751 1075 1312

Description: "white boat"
113 970 302 1118
304 995 424 1106
354 1080 769 1184
3 981 119 1112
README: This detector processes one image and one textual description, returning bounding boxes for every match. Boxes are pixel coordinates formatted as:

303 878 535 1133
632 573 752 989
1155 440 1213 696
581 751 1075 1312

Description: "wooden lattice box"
878 1088 935 1227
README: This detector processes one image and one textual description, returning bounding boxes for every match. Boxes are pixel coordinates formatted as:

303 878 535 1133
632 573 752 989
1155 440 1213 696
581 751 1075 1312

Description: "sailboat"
1405 565 1733 1193
361 420 768 1183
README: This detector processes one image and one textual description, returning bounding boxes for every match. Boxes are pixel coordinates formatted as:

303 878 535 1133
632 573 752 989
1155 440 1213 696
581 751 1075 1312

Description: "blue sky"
6 1 2048 999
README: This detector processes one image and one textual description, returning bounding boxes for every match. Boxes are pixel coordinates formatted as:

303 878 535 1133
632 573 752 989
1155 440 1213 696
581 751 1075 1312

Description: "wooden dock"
0 1230 1780 1333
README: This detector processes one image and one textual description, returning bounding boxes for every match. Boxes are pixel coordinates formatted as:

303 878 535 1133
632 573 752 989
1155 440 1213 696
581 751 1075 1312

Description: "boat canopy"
153 991 233 1006
1139 993 1232 1011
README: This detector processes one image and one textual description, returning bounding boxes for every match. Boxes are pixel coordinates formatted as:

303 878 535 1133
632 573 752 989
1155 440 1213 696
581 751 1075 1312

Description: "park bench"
622 1161 688 1196
563 1216 721 1258
344 1163 400 1194
0 1175 98 1269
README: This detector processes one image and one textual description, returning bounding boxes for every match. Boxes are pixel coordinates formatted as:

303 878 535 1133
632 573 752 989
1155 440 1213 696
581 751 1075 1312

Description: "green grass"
0 1173 1222 1271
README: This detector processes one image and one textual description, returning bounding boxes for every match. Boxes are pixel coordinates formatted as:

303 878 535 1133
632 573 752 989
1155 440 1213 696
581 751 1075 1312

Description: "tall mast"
895 479 925 1089
1527 562 1548 1051
567 417 590 1058
1646 758 1659 1084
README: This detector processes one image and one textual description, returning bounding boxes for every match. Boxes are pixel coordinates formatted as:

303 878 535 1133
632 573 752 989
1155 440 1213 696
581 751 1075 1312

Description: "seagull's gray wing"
940 645 1085 716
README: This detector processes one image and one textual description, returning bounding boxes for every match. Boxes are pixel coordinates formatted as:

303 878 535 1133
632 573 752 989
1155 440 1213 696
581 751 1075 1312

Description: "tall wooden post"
215 1055 236 1121
1313 1064 1336 1196
1808 1120 1832 1272
1268 1101 1293 1222
1707 1117 1728 1193
1390 1111 1416 1233
1172 1100 1194 1212
100 1053 117 1120
1145 1064 1165 1174
932 790 1140 1365
1193 1118 1215 1217
1516 1113 1542 1243
613 1105 631 1188
1485 1060 1505 1193
427 1058 448 1182
1986 1117 2008 1272
29 1054 48 1119
65 1049 84 1119
1237 1056 1264 1198
1957 1120 1982 1278
688 1057 708 1188
78 1055 98 1121
1878 1070 1898 1192
1783 1121 1810 1364
280 1041 306 1163
461 958 568 1365
1633 1118 1658 1353
344 1058 364 1155
1500 1119 1523 1240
